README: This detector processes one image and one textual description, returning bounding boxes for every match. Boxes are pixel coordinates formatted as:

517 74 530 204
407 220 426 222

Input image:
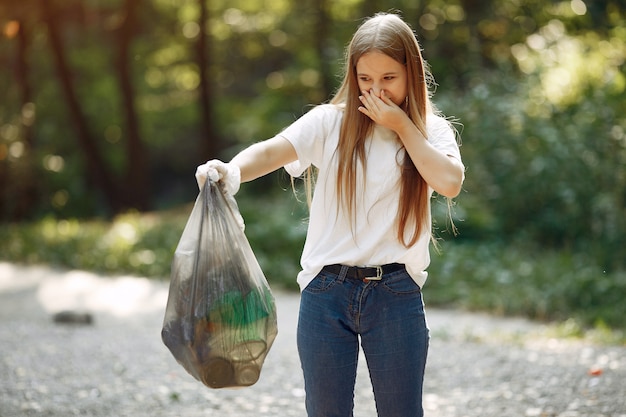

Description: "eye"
384 76 395 81
358 76 371 82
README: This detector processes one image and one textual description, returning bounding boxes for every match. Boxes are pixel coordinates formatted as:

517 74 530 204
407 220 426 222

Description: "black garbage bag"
161 179 278 389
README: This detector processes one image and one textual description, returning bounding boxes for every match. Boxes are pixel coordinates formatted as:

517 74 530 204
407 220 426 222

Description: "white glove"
195 159 241 195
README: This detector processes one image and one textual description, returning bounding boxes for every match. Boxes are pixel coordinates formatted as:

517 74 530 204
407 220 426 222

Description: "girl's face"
356 51 408 106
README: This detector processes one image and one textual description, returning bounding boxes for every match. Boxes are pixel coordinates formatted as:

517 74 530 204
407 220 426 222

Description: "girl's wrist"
395 118 426 145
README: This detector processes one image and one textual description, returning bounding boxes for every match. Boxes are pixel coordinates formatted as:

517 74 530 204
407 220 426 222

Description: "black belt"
322 263 405 281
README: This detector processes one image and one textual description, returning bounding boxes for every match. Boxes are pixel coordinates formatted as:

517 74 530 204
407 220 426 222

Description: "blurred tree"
196 0 220 160
38 0 153 214
312 0 334 99
40 0 122 212
437 2 626 268
0 0 624 272
114 0 151 210
0 1 39 220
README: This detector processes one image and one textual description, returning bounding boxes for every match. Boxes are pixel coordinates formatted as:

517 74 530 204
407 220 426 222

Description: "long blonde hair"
329 13 434 247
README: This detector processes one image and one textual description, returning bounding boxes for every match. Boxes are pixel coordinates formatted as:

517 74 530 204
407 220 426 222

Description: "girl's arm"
359 90 464 197
230 136 298 183
395 121 464 198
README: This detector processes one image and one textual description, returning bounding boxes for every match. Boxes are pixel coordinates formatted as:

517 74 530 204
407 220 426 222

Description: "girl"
196 12 464 417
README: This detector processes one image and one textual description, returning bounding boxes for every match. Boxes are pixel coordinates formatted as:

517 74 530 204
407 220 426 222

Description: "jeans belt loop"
339 264 349 281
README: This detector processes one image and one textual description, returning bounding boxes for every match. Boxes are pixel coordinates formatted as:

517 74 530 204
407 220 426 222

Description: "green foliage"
239 187 308 291
0 210 186 279
426 241 626 330
434 23 626 270
0 188 306 290
2 189 626 331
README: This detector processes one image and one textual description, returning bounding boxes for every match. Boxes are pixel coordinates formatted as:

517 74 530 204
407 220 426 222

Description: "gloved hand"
195 159 241 195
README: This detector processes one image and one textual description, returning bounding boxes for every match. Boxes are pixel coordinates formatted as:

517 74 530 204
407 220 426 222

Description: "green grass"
1 191 625 341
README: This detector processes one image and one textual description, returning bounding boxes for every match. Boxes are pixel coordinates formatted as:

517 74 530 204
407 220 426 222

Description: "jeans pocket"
381 271 422 295
303 271 339 294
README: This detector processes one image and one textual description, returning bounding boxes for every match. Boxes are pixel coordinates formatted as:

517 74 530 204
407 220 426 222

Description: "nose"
370 83 382 97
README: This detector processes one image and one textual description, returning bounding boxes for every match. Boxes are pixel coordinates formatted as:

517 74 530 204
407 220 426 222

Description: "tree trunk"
116 0 151 210
457 0 490 84
313 0 333 101
196 0 219 160
41 0 121 213
13 18 38 220
0 18 38 220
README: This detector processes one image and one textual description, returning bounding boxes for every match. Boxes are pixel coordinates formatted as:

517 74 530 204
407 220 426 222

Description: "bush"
2 189 625 332
426 240 626 330
0 187 306 290
436 68 626 272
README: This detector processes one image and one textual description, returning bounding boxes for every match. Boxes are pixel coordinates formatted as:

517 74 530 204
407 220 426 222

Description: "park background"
0 0 624 336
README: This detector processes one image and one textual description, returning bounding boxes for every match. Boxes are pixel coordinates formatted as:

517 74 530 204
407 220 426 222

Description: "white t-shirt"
279 104 462 291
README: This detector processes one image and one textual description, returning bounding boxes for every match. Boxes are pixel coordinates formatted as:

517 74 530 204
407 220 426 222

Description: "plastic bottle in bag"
201 327 265 387
196 289 275 388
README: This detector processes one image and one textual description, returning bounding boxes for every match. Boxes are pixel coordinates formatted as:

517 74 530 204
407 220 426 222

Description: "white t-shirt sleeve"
427 114 462 163
278 104 339 177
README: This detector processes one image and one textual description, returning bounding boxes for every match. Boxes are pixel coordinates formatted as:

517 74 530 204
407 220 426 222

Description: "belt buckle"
364 266 383 281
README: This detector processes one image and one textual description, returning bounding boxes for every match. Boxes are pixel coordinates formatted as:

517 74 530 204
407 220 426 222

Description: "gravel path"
0 262 624 417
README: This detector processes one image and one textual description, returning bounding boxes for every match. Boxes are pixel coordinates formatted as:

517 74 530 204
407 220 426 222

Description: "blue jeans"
297 265 429 417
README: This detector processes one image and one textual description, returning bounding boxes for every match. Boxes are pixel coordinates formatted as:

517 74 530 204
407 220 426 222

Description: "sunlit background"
0 0 625 330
